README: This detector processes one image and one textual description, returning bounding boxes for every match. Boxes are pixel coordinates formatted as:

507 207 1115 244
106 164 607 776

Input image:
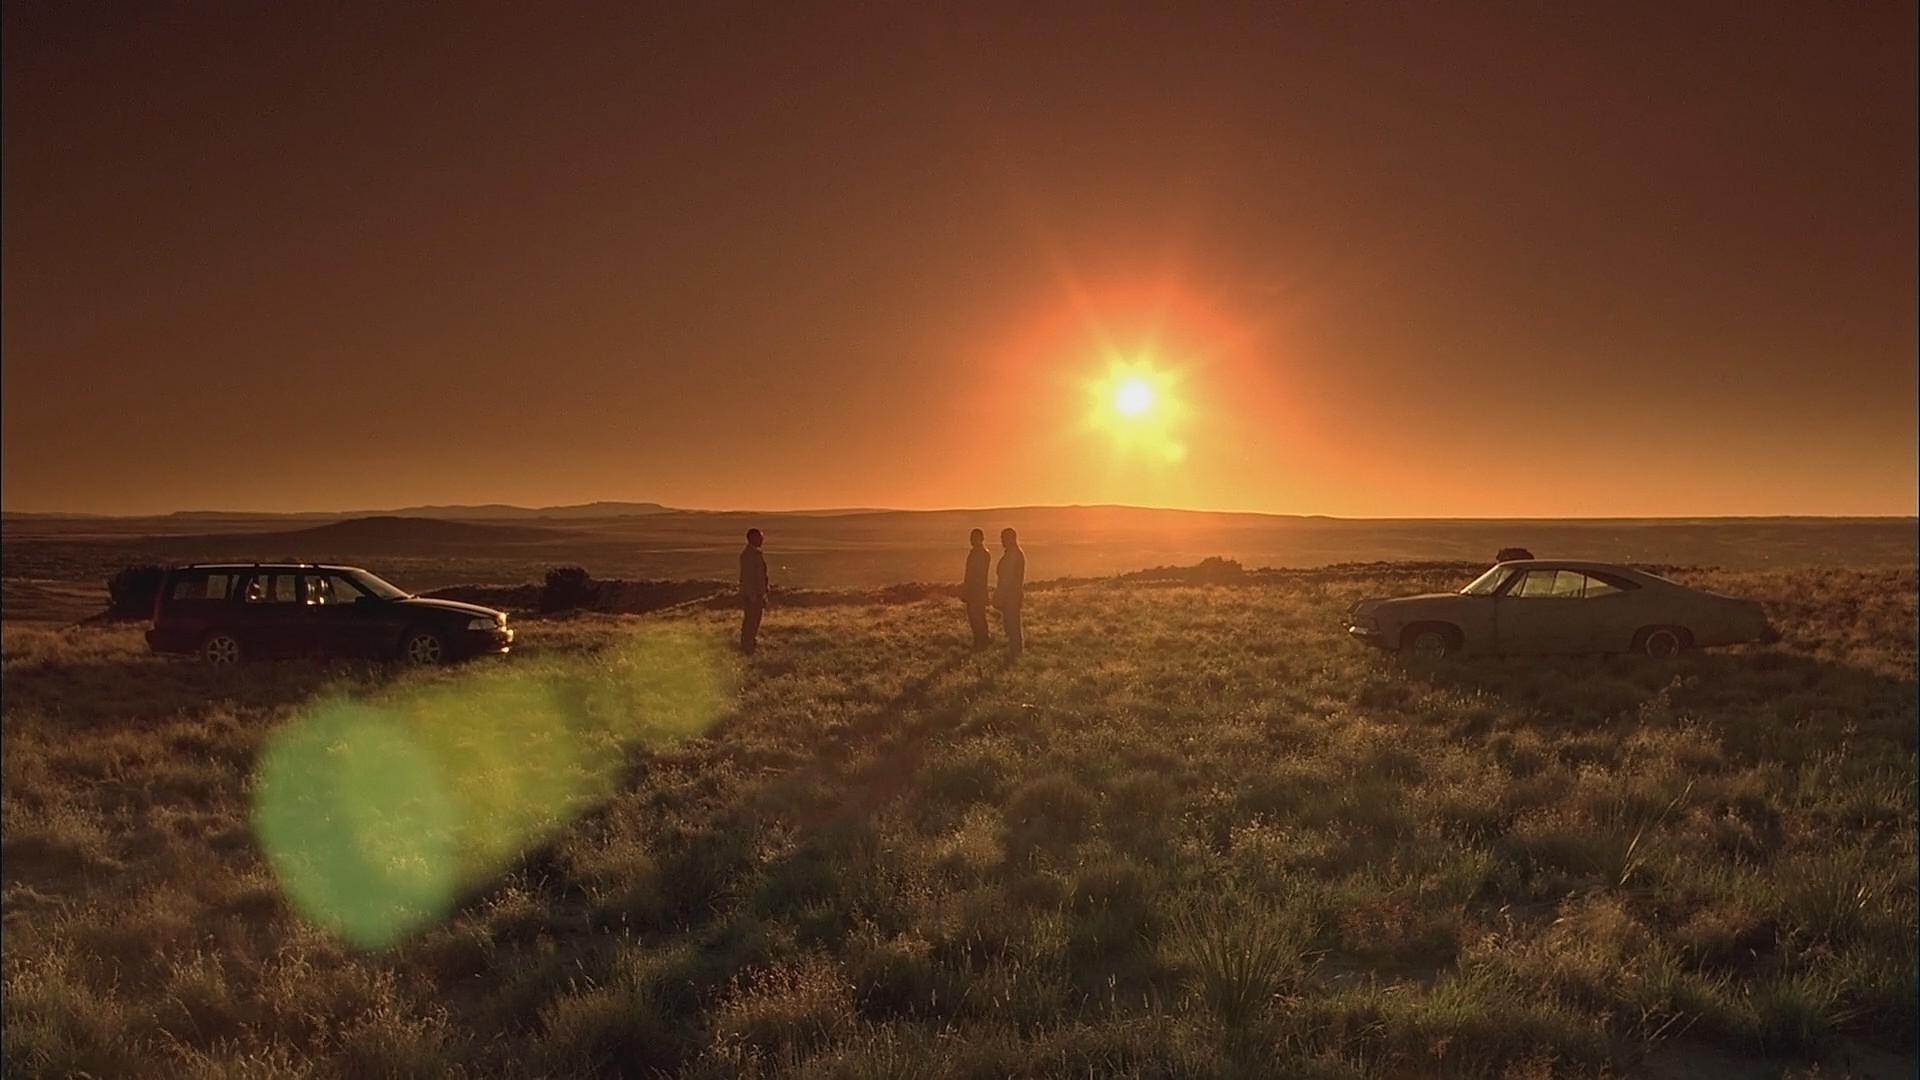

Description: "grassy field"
2 565 1915 1078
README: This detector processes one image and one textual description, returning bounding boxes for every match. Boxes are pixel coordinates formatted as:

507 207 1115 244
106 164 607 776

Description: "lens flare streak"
252 627 733 949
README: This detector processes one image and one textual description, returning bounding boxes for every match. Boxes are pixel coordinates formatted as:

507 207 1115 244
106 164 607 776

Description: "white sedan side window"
1548 570 1586 597
1512 571 1559 597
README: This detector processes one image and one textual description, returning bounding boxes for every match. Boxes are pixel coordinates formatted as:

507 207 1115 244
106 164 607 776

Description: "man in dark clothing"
739 528 769 654
962 528 991 649
995 527 1025 657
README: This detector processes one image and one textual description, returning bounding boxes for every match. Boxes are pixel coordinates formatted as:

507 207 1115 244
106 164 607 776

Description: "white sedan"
1345 560 1777 660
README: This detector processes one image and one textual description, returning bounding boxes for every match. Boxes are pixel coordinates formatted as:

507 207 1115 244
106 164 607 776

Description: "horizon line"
4 500 1917 523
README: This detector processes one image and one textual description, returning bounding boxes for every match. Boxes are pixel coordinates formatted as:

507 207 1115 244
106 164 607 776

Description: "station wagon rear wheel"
200 633 242 666
402 629 447 666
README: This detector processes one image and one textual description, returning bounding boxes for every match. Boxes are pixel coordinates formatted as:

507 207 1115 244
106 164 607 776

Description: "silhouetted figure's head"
969 528 984 547
746 528 764 548
1001 527 1018 548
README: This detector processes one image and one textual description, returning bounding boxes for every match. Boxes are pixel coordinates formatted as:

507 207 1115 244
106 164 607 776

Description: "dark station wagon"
147 563 513 665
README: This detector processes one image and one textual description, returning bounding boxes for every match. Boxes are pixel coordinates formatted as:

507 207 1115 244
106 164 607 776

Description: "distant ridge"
156 501 673 521
149 516 568 553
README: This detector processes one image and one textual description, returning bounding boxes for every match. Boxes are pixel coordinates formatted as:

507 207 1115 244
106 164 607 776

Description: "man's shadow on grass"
499 646 1011 940
793 651 1008 830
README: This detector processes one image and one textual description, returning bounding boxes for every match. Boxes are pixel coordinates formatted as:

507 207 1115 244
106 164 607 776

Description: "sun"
1114 378 1155 418
1082 356 1189 465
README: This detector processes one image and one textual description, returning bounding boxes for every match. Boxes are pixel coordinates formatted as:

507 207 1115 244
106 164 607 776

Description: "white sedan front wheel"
1404 628 1452 662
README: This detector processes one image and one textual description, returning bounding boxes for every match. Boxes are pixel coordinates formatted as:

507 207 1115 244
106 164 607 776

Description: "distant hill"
384 501 672 520
148 516 569 555
160 501 673 521
0 511 114 521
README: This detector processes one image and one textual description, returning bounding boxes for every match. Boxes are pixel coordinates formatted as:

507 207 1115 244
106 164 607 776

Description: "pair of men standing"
737 526 1026 657
963 527 1024 656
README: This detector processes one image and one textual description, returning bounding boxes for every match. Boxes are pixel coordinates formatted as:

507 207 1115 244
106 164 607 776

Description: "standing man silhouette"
739 528 769 654
995 527 1026 657
962 528 991 649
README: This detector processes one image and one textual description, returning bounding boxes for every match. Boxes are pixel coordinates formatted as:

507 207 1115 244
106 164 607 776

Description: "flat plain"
3 509 1915 622
2 537 1914 1077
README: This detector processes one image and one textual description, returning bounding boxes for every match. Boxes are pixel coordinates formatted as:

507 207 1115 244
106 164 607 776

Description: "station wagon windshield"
1460 566 1517 595
345 569 410 600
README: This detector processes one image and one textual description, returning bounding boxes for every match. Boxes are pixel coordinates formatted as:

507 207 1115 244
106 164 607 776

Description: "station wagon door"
303 572 388 658
234 572 307 657
159 570 239 645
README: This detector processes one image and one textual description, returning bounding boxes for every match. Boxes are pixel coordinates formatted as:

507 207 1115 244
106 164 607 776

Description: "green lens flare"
251 624 732 949
253 703 459 949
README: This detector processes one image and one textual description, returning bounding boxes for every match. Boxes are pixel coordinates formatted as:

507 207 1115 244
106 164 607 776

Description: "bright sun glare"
1114 378 1155 418
1084 357 1189 466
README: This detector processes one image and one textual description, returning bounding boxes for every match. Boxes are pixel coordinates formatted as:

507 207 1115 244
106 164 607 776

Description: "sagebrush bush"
105 563 166 618
539 565 599 612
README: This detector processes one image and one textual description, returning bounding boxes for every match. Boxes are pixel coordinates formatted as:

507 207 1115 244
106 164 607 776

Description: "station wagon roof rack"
173 561 322 570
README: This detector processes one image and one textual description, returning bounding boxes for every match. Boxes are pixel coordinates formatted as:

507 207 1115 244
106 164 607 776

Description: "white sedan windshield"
1460 566 1517 596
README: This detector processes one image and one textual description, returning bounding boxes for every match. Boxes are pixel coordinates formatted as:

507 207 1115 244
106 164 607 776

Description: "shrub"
1171 899 1318 1027
540 566 599 612
1121 557 1245 584
105 564 166 619
1001 773 1097 857
711 954 856 1057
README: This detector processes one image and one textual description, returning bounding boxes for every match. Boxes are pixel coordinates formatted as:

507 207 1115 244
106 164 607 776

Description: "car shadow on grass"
1385 646 1916 751
0 651 418 730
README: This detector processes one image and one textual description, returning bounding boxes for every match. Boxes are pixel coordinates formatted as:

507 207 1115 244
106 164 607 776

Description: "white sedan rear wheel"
1642 628 1683 659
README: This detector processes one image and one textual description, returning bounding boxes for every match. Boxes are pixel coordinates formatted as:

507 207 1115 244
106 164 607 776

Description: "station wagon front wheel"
200 633 242 666
401 628 447 666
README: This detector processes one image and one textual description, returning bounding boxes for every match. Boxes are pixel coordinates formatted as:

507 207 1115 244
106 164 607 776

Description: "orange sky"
4 3 1915 517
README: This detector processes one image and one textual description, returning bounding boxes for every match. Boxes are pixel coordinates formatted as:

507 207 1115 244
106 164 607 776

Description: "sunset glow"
2 5 1912 519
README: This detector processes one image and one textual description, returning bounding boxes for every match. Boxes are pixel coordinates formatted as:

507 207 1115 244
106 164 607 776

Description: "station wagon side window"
169 572 237 602
308 573 369 605
243 573 300 603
